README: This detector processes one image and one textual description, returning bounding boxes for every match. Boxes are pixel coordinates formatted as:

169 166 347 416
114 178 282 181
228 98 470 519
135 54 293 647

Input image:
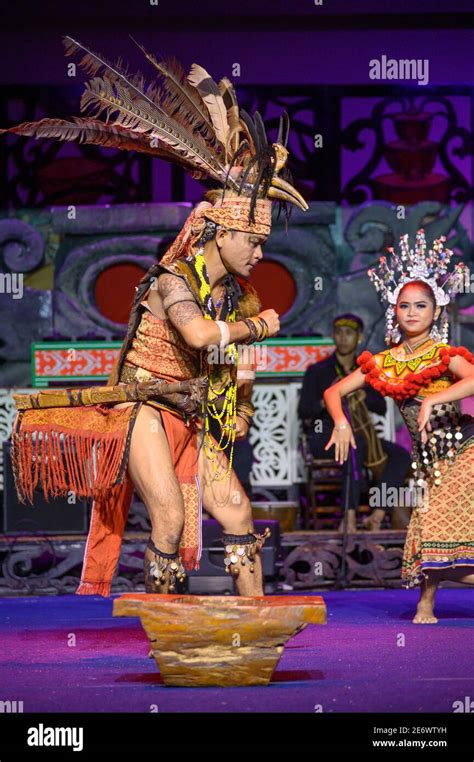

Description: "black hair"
397 280 436 307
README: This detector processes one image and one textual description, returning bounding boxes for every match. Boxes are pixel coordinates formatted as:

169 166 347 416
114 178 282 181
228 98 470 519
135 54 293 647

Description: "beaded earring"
386 305 401 344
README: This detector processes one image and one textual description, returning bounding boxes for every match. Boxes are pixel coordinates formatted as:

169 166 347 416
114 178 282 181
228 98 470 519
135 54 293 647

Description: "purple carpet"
1 589 473 713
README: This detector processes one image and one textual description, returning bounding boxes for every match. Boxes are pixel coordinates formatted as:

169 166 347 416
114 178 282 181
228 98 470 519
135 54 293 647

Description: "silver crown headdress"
368 229 469 345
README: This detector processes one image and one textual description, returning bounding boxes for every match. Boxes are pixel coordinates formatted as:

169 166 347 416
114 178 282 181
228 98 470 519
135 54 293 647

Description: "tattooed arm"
156 273 254 350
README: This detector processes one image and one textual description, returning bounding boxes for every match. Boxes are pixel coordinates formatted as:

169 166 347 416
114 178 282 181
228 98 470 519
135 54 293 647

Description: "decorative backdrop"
0 200 472 389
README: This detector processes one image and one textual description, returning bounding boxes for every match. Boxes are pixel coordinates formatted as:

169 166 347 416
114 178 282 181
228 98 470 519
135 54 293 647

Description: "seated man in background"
298 314 411 531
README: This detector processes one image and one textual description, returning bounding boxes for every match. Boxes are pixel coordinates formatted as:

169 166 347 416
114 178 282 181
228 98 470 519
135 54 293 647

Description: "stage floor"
1 589 473 713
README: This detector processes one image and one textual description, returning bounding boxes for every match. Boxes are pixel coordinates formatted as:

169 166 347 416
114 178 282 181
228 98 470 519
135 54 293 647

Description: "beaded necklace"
173 247 239 480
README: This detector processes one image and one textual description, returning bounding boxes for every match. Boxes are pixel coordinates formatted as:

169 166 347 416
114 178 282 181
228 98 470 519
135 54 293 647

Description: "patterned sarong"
402 445 474 586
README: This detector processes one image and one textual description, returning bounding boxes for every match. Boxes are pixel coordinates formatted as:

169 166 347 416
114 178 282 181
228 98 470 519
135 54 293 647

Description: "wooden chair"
300 400 396 530
300 430 349 530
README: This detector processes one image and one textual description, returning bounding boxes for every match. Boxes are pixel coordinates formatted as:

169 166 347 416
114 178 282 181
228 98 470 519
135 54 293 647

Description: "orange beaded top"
357 338 474 402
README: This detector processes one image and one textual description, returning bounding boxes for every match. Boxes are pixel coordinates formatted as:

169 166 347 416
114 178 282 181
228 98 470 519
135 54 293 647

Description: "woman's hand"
324 420 356 464
417 398 434 445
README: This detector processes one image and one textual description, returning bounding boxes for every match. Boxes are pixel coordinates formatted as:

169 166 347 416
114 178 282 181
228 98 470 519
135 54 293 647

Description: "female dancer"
323 230 474 623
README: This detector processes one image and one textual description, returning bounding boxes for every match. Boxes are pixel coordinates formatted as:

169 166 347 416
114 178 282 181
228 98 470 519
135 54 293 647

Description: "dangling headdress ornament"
0 35 308 236
368 229 469 345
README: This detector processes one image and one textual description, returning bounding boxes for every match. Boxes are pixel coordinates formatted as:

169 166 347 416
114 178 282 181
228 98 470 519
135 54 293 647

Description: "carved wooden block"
113 594 327 687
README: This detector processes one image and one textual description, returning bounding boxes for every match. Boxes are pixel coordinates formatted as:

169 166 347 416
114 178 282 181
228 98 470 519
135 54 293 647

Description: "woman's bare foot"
363 508 385 532
413 599 438 624
412 571 442 623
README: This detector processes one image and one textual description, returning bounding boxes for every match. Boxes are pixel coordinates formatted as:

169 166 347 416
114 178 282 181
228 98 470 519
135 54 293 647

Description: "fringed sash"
11 403 141 504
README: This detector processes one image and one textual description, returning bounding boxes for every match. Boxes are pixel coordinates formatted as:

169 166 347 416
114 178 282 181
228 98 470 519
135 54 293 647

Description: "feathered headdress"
368 229 469 345
1 35 308 229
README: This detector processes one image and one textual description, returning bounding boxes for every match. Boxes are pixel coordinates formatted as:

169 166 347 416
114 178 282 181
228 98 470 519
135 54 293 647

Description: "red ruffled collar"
357 345 474 401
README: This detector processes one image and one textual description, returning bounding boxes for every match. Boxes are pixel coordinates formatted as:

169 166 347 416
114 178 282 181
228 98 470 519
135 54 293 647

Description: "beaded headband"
333 317 363 332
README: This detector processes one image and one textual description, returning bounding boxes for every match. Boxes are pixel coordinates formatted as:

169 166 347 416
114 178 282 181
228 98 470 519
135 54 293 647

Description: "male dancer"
5 37 308 597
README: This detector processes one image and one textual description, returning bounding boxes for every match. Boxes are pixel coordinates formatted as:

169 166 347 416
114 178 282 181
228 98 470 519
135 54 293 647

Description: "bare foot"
363 516 382 532
412 600 438 624
363 508 385 532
